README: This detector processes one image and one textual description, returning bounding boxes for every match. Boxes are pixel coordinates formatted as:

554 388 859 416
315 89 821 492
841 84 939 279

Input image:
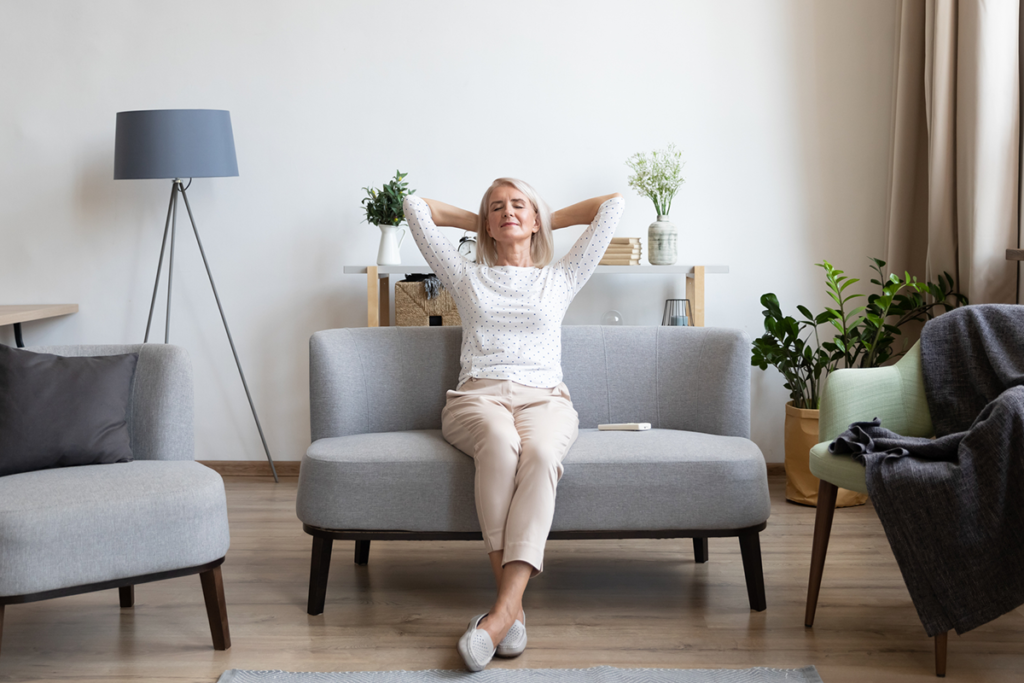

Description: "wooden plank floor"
1 474 1021 682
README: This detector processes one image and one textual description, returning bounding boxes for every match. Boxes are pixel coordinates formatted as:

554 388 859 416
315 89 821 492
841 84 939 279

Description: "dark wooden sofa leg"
354 539 370 565
805 480 839 627
199 565 231 650
119 585 134 608
693 537 708 563
738 531 767 611
935 631 948 677
308 535 333 615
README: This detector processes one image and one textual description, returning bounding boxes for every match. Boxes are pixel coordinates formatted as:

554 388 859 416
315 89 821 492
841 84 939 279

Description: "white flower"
626 144 685 217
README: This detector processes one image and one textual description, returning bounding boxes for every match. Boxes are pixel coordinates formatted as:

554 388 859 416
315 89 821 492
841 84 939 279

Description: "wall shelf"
343 265 729 328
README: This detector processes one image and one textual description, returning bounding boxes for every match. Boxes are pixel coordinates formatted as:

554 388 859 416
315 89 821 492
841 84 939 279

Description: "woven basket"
394 281 462 327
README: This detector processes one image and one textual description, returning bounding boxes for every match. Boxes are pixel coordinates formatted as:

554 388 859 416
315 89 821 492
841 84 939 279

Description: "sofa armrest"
818 341 933 441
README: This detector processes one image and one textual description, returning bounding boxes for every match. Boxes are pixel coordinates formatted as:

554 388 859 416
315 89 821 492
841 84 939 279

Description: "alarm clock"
458 232 477 262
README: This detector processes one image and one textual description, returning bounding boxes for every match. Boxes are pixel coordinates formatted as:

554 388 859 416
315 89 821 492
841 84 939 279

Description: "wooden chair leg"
354 539 370 565
199 565 231 651
738 531 767 611
307 535 333 616
935 631 948 677
692 537 708 563
119 585 134 608
805 479 839 627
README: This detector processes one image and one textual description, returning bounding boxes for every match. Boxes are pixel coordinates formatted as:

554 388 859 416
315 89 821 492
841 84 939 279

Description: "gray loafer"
496 612 527 658
457 613 496 672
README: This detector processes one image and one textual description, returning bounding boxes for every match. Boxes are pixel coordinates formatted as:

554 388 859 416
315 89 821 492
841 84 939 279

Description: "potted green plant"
751 257 967 506
362 171 415 266
625 145 685 265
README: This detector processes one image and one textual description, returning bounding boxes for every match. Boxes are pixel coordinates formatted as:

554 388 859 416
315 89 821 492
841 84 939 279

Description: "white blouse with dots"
403 195 625 389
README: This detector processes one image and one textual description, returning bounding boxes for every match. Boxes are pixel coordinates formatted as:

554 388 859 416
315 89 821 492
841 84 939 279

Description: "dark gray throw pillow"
0 345 138 477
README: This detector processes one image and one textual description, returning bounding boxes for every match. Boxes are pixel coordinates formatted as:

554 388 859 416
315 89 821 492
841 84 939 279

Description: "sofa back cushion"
310 325 750 440
562 326 750 437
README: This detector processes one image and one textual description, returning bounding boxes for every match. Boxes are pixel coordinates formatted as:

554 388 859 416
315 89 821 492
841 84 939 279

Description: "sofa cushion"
808 440 869 494
0 460 230 597
298 430 477 532
0 345 137 477
297 429 770 533
556 429 770 531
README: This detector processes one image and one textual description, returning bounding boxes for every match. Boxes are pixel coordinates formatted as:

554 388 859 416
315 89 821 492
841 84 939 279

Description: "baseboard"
200 460 301 477
766 463 785 476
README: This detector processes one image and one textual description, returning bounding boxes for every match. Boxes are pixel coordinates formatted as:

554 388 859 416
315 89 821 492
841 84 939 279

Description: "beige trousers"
442 378 579 574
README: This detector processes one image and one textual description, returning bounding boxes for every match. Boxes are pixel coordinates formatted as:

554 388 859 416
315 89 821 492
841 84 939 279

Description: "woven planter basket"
394 281 462 327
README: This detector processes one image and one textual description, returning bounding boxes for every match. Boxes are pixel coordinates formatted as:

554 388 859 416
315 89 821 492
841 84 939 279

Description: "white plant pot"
376 224 406 266
647 215 677 265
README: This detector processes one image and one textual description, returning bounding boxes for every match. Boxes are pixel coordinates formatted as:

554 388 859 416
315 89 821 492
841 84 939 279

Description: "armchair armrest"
818 341 933 441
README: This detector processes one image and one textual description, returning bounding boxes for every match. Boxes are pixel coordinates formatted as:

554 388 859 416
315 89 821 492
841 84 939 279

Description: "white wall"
0 0 897 463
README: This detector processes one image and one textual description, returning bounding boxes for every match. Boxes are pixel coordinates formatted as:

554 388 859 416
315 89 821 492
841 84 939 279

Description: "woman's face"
485 185 540 248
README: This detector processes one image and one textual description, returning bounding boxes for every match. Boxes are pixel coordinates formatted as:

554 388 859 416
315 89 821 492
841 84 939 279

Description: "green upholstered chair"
802 342 949 676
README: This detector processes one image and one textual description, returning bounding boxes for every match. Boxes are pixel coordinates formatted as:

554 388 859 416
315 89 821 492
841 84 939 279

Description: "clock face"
458 234 477 262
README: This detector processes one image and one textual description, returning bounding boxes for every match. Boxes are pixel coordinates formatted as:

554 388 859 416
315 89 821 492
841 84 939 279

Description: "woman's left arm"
557 195 626 295
551 193 623 230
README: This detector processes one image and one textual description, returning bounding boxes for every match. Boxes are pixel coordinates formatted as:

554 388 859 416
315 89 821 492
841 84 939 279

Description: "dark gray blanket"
830 304 1024 636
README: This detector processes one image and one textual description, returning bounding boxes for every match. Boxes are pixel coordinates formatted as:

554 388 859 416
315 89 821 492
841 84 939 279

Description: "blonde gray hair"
476 178 554 268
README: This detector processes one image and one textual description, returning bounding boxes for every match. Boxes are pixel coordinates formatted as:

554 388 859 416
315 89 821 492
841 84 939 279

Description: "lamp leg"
165 182 180 344
178 187 279 482
144 183 177 343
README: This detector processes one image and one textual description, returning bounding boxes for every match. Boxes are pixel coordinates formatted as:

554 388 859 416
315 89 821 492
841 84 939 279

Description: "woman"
402 178 623 671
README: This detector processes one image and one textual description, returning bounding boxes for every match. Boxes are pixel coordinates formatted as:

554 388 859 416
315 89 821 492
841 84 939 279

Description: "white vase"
648 215 677 265
376 224 406 266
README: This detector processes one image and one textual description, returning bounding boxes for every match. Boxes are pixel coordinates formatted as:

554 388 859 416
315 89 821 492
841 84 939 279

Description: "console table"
0 304 79 347
343 265 729 328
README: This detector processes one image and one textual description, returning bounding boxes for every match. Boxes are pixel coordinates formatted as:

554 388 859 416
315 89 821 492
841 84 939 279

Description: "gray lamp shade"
114 109 238 179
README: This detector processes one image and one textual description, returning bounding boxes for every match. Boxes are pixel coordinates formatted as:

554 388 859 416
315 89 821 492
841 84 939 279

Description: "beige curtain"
885 0 1019 304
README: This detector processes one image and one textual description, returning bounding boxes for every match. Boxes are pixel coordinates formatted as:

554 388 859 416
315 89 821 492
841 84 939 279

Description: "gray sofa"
0 344 231 656
296 325 770 615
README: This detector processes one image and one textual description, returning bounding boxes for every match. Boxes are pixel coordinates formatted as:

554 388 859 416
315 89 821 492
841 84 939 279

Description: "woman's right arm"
402 196 467 288
421 198 479 232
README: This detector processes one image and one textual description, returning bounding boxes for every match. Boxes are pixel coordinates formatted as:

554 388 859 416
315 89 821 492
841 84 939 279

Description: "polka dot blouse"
403 195 625 389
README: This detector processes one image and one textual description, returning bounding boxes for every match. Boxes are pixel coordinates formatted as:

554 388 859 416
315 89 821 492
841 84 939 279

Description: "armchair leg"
308 535 333 616
199 565 231 650
0 603 5 658
354 539 370 565
738 531 767 611
119 585 134 608
935 631 948 677
805 479 839 627
692 537 708 563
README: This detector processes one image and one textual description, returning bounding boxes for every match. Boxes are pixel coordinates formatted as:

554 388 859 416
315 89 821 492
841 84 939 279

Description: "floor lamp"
114 109 278 482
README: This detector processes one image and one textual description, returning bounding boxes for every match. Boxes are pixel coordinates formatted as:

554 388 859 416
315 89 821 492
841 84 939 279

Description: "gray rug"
217 666 822 682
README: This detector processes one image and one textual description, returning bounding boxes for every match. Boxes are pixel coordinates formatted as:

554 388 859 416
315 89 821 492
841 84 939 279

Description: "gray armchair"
0 344 231 656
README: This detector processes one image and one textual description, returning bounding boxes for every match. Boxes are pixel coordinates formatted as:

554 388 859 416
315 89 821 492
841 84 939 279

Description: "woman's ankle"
480 605 517 636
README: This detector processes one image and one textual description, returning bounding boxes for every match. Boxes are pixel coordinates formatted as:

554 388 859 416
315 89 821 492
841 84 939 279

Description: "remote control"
598 422 651 431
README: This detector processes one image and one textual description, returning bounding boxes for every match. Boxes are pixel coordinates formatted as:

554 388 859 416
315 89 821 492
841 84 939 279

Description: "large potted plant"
625 145 685 265
752 258 967 506
362 170 415 266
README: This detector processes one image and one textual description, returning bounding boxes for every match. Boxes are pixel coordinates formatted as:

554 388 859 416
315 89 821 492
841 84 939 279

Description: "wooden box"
394 281 462 327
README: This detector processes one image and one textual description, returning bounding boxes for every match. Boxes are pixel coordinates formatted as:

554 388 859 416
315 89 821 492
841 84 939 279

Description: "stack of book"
599 237 642 265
